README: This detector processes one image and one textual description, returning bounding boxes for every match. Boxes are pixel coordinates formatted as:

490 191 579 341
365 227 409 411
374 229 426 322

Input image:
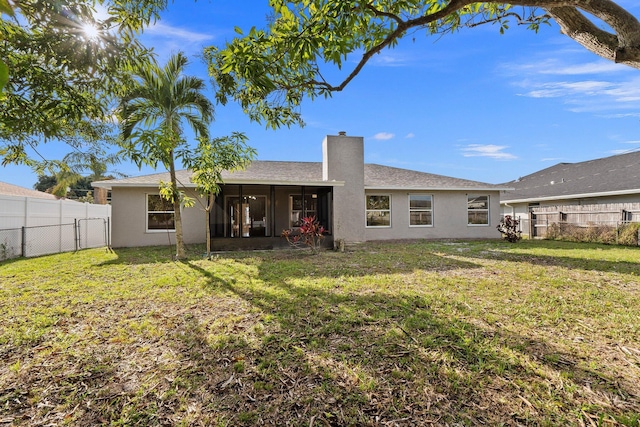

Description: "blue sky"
3 0 640 189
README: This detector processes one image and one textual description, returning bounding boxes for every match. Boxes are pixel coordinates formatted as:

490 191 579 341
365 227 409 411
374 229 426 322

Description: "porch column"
270 185 276 237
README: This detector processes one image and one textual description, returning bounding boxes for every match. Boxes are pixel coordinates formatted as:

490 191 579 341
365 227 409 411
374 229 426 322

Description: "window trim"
467 194 490 226
408 193 434 228
366 194 392 228
146 193 175 233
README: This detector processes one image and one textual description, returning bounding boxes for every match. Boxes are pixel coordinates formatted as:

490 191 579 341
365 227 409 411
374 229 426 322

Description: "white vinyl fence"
0 195 111 260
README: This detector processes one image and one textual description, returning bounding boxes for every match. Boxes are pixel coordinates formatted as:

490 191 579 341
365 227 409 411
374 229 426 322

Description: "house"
0 181 59 200
500 150 640 237
93 134 511 250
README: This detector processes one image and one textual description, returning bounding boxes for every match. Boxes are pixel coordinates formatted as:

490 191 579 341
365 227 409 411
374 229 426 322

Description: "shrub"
281 216 325 254
545 222 634 245
618 223 640 246
497 215 522 243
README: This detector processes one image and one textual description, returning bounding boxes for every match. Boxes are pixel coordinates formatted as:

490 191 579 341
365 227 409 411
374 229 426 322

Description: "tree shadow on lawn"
471 240 640 276
98 242 483 277
180 260 640 426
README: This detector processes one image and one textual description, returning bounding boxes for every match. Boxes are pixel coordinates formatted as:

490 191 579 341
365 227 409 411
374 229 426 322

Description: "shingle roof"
93 161 508 191
501 150 640 202
364 164 505 190
0 181 59 200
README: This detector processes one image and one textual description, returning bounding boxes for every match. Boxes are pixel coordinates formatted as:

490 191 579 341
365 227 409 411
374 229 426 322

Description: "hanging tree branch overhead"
206 0 640 129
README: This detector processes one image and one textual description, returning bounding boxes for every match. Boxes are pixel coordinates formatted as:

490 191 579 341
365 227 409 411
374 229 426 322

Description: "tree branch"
330 0 477 91
506 0 640 67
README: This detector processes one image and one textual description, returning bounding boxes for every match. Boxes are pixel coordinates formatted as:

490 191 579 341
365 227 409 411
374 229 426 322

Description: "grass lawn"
1 239 639 426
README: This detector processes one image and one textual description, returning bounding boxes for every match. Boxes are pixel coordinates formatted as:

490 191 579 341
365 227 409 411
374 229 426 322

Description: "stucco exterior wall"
365 190 503 241
111 186 206 248
323 134 366 243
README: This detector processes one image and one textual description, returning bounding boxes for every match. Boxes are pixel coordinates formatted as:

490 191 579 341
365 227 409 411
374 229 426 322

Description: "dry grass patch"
0 240 638 426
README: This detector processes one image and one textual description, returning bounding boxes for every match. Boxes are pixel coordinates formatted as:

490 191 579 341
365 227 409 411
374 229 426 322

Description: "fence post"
74 219 78 252
21 226 26 257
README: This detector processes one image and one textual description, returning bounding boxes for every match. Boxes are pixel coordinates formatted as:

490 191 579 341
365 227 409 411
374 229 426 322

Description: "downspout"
503 202 514 217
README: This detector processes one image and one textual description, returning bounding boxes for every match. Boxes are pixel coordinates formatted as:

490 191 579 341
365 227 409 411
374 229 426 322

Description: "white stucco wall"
365 190 503 241
323 134 366 243
111 187 206 248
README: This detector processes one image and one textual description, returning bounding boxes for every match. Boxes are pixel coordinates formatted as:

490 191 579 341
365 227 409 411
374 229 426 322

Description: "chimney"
322 133 365 243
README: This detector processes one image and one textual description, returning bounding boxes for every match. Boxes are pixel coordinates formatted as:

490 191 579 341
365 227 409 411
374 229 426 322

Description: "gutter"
500 187 640 205
92 179 345 190
365 186 514 192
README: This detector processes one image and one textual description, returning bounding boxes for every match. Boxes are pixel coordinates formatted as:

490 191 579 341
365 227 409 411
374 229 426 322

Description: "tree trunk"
169 150 186 259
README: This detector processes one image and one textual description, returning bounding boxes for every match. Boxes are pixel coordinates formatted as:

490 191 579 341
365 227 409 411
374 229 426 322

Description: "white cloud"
140 22 216 62
145 22 214 44
372 132 395 140
537 60 625 76
370 51 412 67
600 112 640 119
521 80 616 99
460 145 517 160
405 133 415 139
501 50 640 115
501 56 627 77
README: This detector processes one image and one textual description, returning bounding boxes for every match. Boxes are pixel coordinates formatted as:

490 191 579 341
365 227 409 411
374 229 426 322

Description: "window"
147 194 175 231
366 195 391 227
467 195 489 225
409 194 433 226
290 194 317 227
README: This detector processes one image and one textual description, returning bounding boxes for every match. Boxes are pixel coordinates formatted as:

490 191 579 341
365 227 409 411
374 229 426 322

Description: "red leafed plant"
282 216 325 253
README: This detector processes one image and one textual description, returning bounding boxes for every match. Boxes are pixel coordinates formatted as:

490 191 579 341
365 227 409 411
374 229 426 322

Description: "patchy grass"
1 239 639 426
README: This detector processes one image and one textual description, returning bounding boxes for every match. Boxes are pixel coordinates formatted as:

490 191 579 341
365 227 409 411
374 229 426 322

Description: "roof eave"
365 186 513 191
92 179 345 190
500 188 640 204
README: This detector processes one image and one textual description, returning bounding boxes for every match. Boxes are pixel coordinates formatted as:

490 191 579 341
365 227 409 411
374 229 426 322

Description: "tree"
0 0 167 167
118 52 214 260
178 133 256 258
50 149 123 202
33 174 57 193
206 0 640 128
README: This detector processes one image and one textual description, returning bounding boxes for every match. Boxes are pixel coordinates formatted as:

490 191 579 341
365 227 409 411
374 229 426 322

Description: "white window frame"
408 194 434 227
146 193 175 233
366 194 392 228
467 194 490 226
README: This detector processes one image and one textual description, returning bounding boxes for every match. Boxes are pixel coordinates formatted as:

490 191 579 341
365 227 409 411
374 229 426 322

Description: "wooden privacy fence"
513 202 640 240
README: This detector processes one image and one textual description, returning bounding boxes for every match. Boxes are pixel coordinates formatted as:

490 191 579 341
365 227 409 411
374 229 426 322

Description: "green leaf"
0 60 8 92
0 0 15 16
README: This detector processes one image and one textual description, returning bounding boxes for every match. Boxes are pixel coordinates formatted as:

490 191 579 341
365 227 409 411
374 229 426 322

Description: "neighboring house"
94 134 511 250
500 150 640 237
0 181 59 200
